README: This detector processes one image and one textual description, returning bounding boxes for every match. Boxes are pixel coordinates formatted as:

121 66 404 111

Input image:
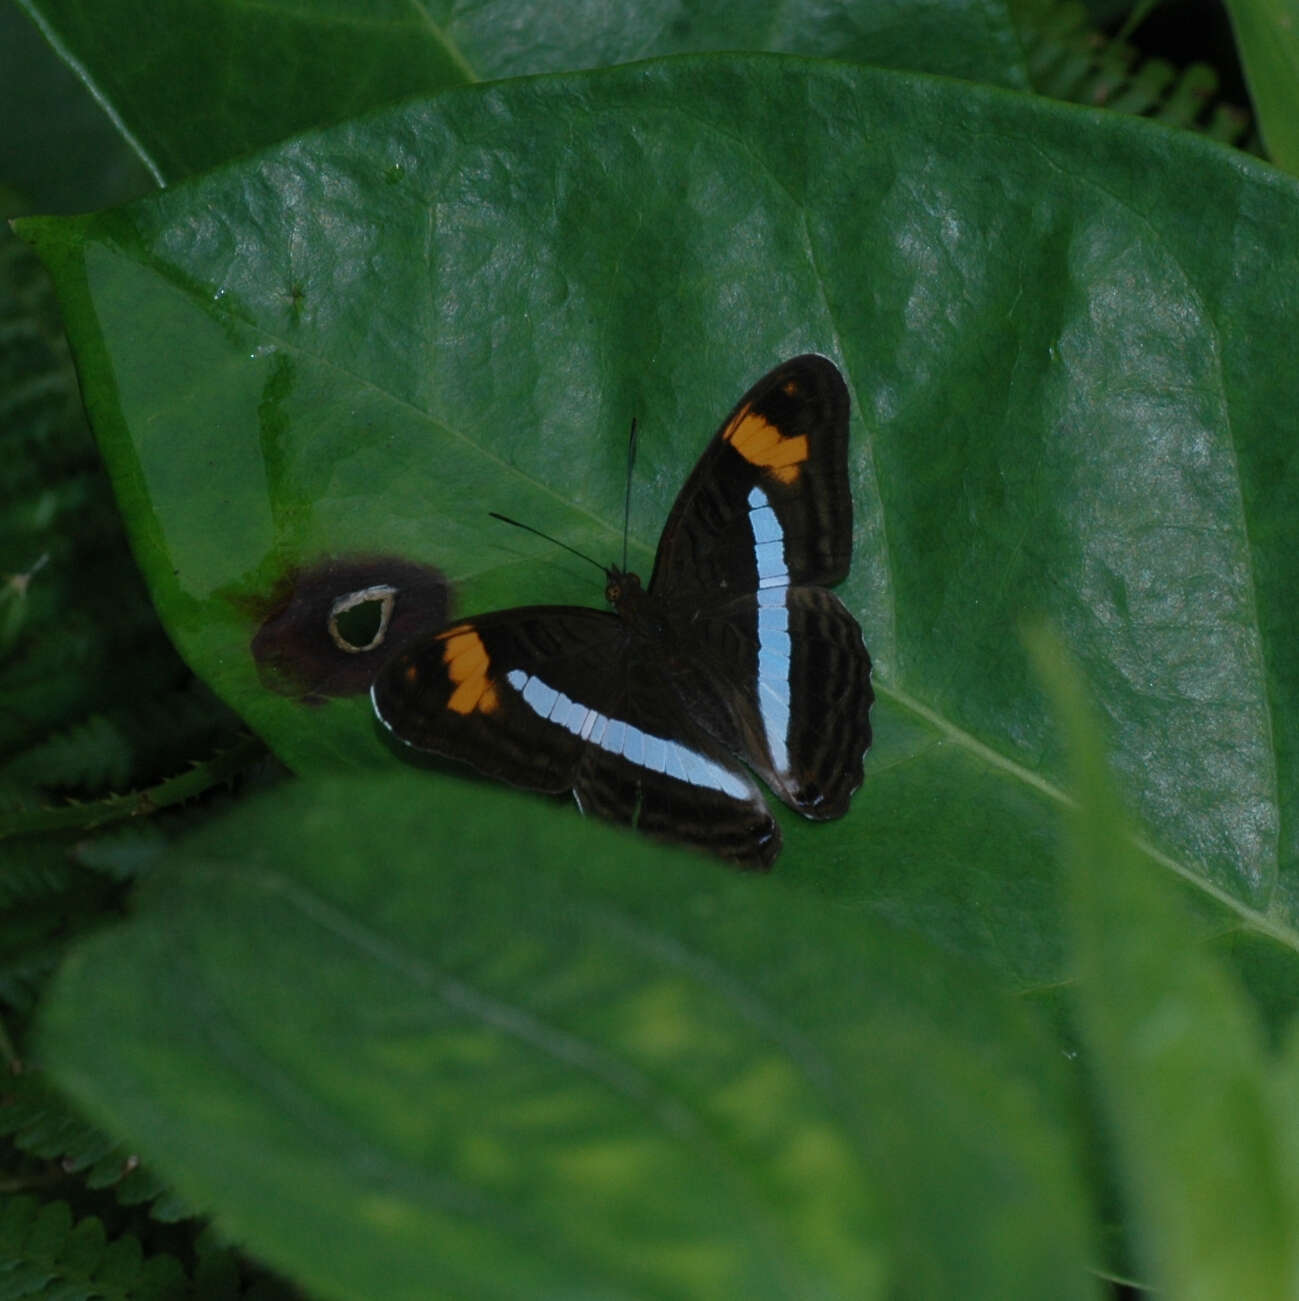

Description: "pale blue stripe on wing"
746 486 793 773
505 671 751 798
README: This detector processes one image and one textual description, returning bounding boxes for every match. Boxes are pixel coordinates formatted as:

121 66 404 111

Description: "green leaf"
0 4 151 214
1222 0 1299 173
15 0 1027 185
1031 627 1299 1298
38 772 1097 1299
21 56 1299 979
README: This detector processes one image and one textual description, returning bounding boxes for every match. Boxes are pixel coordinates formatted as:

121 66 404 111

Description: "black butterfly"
371 355 873 868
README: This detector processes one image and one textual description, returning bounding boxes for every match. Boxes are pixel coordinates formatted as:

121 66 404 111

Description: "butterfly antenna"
488 512 607 576
622 417 638 573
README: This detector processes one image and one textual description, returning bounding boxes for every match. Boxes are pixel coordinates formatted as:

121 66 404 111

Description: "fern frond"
0 616 187 761
0 907 74 1014
1 1068 117 1172
4 157 321 1301
0 675 237 802
0 257 96 549
1 222 200 774
0 838 82 907
0 1195 187 1301
0 484 100 585
114 681 247 791
1013 0 1253 146
0 1068 190 1220
66 821 169 882
8 713 136 796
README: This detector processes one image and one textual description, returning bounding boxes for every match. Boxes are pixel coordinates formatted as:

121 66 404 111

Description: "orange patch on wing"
722 408 809 485
439 626 500 715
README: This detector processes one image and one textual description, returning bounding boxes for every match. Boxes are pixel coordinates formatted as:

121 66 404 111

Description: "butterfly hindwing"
567 635 778 867
668 586 873 819
373 606 779 866
576 746 778 868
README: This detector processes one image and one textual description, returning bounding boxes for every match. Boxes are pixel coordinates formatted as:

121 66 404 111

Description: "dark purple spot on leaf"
251 556 450 704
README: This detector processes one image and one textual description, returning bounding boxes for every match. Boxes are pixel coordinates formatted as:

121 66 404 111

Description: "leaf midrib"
882 681 1299 952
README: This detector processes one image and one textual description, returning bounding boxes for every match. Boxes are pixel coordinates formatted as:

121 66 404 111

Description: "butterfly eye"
329 585 397 653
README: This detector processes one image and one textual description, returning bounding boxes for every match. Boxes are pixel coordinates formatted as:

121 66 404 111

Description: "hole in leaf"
329 586 396 653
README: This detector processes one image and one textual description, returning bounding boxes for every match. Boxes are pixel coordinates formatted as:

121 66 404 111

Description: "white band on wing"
506 669 749 798
747 486 791 773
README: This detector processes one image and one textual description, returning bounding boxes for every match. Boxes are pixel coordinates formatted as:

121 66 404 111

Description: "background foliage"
3 0 1298 1296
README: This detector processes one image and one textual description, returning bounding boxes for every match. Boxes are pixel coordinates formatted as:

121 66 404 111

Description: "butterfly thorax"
605 567 669 640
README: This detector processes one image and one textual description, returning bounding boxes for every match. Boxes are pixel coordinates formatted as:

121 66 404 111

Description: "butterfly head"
604 566 644 609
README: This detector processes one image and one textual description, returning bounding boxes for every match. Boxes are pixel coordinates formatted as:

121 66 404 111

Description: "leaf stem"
0 734 267 841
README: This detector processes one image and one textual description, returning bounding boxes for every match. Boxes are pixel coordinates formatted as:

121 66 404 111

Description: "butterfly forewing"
649 355 852 600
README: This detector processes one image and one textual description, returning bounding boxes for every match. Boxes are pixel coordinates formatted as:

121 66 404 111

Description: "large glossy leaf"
15 0 1027 184
21 57 1299 985
38 771 1097 1299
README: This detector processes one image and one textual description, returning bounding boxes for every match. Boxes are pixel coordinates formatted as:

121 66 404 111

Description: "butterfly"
371 355 873 868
